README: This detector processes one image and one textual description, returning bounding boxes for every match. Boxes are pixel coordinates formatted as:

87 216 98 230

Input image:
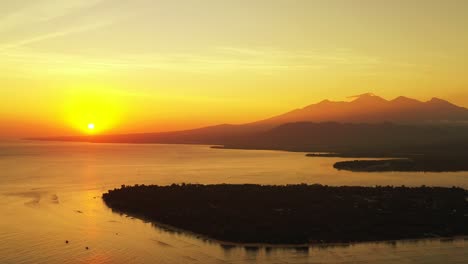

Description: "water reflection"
129 207 466 263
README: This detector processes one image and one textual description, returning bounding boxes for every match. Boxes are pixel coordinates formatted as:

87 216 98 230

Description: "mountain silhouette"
253 93 468 125
29 94 468 148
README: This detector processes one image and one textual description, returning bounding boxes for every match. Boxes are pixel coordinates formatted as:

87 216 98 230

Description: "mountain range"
30 93 468 152
253 93 468 125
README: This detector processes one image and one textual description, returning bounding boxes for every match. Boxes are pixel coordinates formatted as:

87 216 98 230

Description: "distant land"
29 94 468 171
333 159 468 172
29 93 468 144
103 184 468 244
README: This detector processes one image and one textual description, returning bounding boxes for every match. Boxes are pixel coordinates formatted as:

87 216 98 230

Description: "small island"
334 159 418 172
333 157 468 172
103 184 468 245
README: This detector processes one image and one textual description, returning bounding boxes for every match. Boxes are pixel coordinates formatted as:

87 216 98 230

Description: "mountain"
252 93 468 125
29 93 468 147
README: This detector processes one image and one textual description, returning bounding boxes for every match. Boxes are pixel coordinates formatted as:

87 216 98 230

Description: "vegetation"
103 184 468 244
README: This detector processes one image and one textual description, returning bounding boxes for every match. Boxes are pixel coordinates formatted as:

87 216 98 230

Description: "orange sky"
1 1 468 138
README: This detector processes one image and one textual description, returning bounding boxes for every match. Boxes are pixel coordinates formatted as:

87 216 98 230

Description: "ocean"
0 141 466 263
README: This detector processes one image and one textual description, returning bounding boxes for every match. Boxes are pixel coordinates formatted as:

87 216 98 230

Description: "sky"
1 0 468 137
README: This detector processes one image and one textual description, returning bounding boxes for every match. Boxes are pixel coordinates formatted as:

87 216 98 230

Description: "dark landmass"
220 122 468 154
335 159 416 172
103 184 468 244
305 153 344 157
333 158 468 172
306 153 413 158
219 122 468 172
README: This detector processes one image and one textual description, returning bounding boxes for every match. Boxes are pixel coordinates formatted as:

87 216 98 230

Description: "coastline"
109 207 468 249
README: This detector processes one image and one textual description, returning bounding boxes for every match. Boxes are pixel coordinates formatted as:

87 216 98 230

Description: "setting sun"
60 88 126 135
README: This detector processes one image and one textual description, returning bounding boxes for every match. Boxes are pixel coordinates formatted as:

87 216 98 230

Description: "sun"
63 90 126 135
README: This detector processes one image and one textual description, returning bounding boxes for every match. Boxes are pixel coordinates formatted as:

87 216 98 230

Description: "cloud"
0 20 115 52
0 2 415 77
3 41 429 79
0 0 105 33
0 46 386 77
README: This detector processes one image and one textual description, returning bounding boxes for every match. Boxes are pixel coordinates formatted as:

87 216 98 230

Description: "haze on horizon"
1 0 468 138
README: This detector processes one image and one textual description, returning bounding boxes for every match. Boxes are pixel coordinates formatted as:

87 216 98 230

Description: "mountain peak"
428 97 449 103
348 93 388 104
393 96 411 101
391 96 422 104
317 99 332 104
426 97 458 108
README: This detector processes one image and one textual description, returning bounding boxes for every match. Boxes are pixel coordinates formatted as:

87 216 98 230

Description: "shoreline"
113 207 468 248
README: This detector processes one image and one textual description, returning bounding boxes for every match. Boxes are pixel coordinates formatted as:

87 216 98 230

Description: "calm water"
0 141 466 264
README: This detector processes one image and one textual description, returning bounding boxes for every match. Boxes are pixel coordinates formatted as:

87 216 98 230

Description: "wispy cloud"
0 0 122 55
0 0 105 33
0 20 115 52
217 47 381 68
0 46 390 77
0 2 418 77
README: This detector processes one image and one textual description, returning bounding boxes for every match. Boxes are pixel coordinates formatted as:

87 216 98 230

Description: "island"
103 184 468 245
333 159 419 172
332 157 468 172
